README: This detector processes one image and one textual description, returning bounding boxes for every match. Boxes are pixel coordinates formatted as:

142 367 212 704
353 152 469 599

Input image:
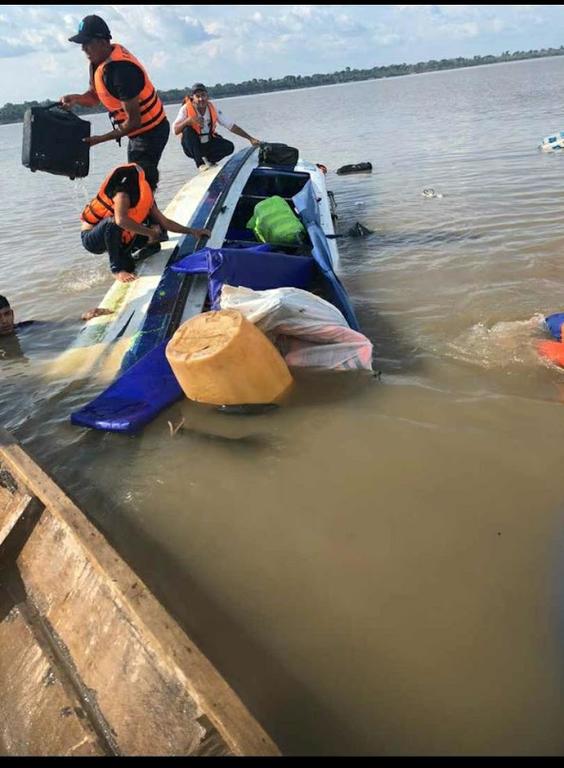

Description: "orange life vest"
93 44 166 137
81 164 154 244
183 97 218 137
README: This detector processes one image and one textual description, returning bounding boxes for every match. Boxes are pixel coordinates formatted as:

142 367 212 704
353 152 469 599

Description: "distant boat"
540 131 564 151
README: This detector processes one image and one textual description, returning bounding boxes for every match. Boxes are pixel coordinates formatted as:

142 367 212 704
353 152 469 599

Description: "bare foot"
114 271 137 283
81 307 114 322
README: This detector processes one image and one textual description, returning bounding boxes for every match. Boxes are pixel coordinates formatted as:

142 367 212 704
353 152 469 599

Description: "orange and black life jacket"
93 44 166 137
81 164 154 244
183 97 218 137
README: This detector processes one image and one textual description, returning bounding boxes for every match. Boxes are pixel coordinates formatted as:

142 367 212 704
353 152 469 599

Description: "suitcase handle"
38 103 85 122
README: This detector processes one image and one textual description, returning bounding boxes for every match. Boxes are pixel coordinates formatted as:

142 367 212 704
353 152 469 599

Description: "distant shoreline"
2 46 564 126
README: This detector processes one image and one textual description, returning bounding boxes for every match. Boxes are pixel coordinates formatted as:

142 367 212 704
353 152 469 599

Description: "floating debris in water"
336 162 372 176
347 222 373 238
422 188 443 199
540 132 564 152
168 417 185 437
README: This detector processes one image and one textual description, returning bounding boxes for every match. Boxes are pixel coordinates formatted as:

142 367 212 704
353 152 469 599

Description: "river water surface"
2 56 564 755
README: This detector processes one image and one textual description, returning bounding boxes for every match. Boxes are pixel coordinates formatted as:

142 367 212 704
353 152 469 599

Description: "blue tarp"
546 312 564 341
71 341 182 434
172 245 314 308
292 182 360 331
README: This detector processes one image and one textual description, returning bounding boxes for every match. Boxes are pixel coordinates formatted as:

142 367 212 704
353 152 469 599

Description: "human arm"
114 193 162 242
60 89 100 108
149 203 211 239
85 97 142 146
229 123 260 146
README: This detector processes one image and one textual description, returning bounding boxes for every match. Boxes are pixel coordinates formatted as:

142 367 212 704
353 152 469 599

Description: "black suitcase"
258 142 299 168
22 104 91 179
336 161 372 176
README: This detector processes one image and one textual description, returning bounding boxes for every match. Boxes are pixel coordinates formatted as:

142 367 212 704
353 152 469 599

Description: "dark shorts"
81 219 146 274
127 118 170 176
180 126 234 167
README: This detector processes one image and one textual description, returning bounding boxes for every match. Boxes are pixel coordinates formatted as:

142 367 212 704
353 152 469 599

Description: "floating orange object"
537 339 564 367
166 309 293 405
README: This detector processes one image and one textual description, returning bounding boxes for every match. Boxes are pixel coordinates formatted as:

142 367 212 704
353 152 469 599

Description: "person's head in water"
0 295 15 336
68 14 112 67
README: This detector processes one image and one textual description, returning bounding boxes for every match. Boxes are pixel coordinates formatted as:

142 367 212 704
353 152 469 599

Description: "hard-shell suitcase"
22 104 91 179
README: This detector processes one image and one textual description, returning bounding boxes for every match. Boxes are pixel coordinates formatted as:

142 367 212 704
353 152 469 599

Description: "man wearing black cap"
173 83 260 172
61 14 170 179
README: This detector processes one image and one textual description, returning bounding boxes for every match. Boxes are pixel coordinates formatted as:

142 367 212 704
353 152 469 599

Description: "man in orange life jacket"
173 83 260 172
60 15 170 178
80 163 210 283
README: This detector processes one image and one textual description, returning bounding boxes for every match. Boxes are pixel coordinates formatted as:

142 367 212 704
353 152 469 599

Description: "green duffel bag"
246 195 306 246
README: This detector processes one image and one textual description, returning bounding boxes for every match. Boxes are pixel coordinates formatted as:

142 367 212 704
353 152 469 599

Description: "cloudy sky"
1 4 563 105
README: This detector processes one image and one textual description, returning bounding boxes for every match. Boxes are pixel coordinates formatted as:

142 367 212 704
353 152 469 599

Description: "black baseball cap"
69 15 112 44
191 83 208 95
0 295 10 310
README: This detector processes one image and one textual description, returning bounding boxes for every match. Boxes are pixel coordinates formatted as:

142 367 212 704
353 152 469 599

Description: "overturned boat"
540 131 564 151
64 146 368 433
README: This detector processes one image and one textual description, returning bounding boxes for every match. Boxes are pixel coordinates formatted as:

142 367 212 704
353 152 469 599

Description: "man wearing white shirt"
173 83 260 172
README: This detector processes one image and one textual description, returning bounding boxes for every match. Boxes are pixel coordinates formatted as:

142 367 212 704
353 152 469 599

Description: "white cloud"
108 5 215 47
2 4 564 104
149 50 170 70
40 54 59 75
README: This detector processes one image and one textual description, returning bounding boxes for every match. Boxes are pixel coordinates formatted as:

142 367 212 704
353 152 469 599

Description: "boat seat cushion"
171 246 314 309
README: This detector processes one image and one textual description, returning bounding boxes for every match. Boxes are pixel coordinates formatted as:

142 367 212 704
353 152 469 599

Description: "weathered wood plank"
0 428 279 756
0 493 35 548
0 587 104 756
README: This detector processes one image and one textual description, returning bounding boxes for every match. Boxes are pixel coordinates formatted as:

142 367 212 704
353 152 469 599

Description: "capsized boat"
68 146 364 433
540 131 564 152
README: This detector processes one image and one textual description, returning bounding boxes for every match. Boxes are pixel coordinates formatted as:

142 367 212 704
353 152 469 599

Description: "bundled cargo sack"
220 285 374 371
258 142 299 167
22 104 90 179
246 196 306 246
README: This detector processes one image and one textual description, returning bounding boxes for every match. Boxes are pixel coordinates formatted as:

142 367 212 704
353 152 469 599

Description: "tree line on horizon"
2 44 564 125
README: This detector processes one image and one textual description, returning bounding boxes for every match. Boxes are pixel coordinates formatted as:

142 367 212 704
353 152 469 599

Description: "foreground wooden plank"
0 428 279 756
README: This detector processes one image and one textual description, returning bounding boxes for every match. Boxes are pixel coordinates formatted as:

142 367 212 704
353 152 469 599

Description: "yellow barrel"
165 309 293 405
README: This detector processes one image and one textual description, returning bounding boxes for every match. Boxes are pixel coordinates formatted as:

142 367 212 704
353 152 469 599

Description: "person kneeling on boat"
173 83 260 173
80 163 211 283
